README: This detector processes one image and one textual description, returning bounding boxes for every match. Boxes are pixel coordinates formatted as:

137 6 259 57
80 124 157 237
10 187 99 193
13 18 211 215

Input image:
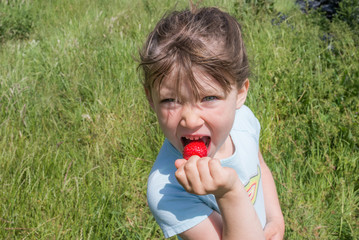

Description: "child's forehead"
154 68 228 97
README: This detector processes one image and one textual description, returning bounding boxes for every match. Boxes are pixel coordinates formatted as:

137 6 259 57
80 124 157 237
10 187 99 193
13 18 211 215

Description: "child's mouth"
181 136 211 149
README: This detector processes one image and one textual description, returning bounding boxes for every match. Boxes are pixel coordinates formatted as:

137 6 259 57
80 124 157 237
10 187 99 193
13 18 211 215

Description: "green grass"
1 0 358 239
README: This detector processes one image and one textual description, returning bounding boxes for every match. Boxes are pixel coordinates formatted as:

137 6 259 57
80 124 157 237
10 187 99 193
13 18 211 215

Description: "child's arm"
175 156 265 240
259 151 285 240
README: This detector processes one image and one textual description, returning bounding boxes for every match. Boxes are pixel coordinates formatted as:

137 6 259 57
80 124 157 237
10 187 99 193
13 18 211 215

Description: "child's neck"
213 135 235 160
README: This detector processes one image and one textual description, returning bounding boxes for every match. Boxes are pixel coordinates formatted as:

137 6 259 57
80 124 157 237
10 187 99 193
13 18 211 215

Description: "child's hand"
264 220 285 240
175 156 265 239
174 156 240 198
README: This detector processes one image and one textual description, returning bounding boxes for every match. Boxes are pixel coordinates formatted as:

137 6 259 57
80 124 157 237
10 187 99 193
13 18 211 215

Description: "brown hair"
139 6 250 100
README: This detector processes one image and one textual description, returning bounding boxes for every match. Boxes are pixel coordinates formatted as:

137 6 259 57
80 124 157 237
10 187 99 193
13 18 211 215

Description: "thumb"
175 159 187 169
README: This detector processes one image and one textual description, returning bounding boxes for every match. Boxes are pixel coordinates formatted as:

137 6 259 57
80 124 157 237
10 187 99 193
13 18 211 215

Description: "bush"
296 0 359 33
337 0 359 33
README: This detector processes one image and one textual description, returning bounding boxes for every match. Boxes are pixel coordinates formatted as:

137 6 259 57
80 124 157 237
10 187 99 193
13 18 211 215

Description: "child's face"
147 70 248 159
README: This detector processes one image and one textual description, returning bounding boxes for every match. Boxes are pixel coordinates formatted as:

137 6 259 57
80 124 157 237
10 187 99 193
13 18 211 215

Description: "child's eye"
202 96 218 102
160 98 180 109
160 98 176 104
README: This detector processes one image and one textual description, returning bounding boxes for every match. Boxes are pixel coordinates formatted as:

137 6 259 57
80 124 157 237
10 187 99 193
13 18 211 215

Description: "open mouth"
181 136 211 149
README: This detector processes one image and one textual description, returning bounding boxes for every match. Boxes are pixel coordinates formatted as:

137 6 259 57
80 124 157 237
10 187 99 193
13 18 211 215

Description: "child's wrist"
214 178 244 201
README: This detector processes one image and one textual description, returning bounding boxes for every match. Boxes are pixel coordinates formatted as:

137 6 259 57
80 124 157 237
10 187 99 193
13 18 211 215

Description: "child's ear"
236 79 249 109
145 87 155 110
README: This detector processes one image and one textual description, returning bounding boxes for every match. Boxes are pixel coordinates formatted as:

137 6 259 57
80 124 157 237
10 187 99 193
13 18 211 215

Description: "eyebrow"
156 85 177 100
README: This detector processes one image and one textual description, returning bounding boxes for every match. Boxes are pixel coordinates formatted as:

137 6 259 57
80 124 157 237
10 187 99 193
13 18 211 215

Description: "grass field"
1 0 358 239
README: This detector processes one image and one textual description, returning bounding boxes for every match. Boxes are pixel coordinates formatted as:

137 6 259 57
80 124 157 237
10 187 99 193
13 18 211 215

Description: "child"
139 6 284 240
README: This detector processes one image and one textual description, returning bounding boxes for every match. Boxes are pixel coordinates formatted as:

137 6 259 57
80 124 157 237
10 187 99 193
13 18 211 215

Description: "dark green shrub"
337 0 359 33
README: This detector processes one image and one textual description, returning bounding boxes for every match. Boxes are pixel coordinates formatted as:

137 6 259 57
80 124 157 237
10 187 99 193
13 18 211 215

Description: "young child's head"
139 6 250 100
139 6 251 158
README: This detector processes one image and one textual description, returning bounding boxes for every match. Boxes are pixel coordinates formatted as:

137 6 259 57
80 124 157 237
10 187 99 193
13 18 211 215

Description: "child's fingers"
209 159 237 189
183 156 205 194
196 157 214 188
175 166 190 191
175 156 201 192
175 156 238 196
208 158 224 179
174 159 186 169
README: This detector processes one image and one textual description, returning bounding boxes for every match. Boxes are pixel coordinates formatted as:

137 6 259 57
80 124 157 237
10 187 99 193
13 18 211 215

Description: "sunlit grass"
0 0 358 239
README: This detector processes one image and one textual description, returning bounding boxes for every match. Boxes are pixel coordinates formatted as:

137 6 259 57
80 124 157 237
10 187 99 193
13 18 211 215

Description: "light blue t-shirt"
147 105 266 238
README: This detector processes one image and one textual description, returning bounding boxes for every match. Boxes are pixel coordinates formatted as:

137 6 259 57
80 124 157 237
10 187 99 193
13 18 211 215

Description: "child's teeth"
187 136 200 141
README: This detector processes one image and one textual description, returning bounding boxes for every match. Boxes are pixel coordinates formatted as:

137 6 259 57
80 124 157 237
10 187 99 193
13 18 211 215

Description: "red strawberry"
183 140 207 160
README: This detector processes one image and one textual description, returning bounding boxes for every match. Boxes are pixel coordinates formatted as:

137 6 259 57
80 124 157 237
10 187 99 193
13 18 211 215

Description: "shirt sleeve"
232 105 261 144
147 140 214 238
147 174 214 238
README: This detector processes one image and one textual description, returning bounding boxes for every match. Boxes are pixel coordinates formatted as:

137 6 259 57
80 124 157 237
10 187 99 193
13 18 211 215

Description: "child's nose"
180 104 204 129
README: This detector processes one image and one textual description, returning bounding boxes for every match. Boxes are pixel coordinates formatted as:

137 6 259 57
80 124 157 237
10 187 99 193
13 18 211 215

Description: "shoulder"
147 139 180 197
226 106 261 176
231 105 261 140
